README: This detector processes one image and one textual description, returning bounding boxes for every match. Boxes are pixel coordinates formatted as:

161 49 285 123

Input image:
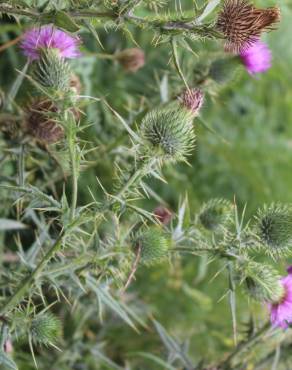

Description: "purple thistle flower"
268 267 292 329
239 40 272 75
20 25 81 61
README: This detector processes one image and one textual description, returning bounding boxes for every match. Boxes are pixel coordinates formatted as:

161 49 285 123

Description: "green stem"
219 322 270 369
67 112 79 222
0 232 64 315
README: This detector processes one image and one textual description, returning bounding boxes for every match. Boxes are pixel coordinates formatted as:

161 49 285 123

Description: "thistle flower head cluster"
30 313 62 346
198 198 233 232
20 26 81 92
132 228 170 265
216 0 280 53
254 204 292 257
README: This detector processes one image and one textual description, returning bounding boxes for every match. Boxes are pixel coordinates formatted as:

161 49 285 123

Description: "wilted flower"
239 40 272 75
216 0 280 53
154 206 172 225
26 99 64 144
20 25 81 61
116 48 145 73
269 267 292 329
180 88 204 117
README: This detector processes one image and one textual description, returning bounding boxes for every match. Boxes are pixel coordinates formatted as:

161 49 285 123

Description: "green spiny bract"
239 261 284 303
198 198 233 232
30 313 62 346
32 49 71 92
132 228 170 265
139 103 196 163
254 204 292 256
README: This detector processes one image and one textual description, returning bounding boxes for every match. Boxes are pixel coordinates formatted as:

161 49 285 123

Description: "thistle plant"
0 0 290 369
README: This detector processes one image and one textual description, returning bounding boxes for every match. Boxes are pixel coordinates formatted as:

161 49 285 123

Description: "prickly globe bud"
254 204 292 256
140 103 196 163
133 228 170 265
243 261 284 303
198 198 233 232
30 313 62 346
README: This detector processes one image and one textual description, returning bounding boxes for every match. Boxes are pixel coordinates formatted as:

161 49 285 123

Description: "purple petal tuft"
20 25 81 61
239 40 272 75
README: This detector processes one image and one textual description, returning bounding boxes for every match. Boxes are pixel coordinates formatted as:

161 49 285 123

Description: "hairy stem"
0 232 64 315
219 322 270 369
66 111 79 222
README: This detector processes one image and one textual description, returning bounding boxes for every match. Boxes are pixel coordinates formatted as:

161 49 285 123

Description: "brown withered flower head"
216 0 281 53
26 99 64 144
116 48 145 73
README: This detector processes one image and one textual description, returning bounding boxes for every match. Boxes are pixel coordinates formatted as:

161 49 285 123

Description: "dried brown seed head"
116 48 145 73
26 99 64 144
216 0 280 53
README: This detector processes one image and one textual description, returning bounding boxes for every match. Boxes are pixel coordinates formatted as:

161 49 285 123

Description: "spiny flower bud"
198 198 233 232
242 261 284 303
116 48 145 73
179 88 204 117
32 48 72 91
216 0 280 53
26 99 64 144
208 57 240 85
254 204 292 256
140 103 196 163
132 228 170 265
154 206 172 225
30 313 62 346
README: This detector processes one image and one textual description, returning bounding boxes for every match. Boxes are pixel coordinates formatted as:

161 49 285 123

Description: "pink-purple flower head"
269 267 292 329
239 40 272 75
20 25 81 61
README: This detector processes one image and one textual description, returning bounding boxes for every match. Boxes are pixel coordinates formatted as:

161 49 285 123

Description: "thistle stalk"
0 232 64 315
66 111 79 221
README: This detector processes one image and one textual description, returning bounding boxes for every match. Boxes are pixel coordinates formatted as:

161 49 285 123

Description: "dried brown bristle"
26 99 64 144
216 0 281 53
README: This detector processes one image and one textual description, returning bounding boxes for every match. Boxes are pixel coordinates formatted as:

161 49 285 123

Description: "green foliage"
0 0 291 369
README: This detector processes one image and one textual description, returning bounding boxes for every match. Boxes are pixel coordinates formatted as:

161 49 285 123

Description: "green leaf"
0 219 27 231
86 276 139 331
0 351 18 370
133 352 176 370
41 10 80 32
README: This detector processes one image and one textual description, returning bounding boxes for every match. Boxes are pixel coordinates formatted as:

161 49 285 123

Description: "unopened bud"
116 48 145 73
180 88 204 117
154 206 172 225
